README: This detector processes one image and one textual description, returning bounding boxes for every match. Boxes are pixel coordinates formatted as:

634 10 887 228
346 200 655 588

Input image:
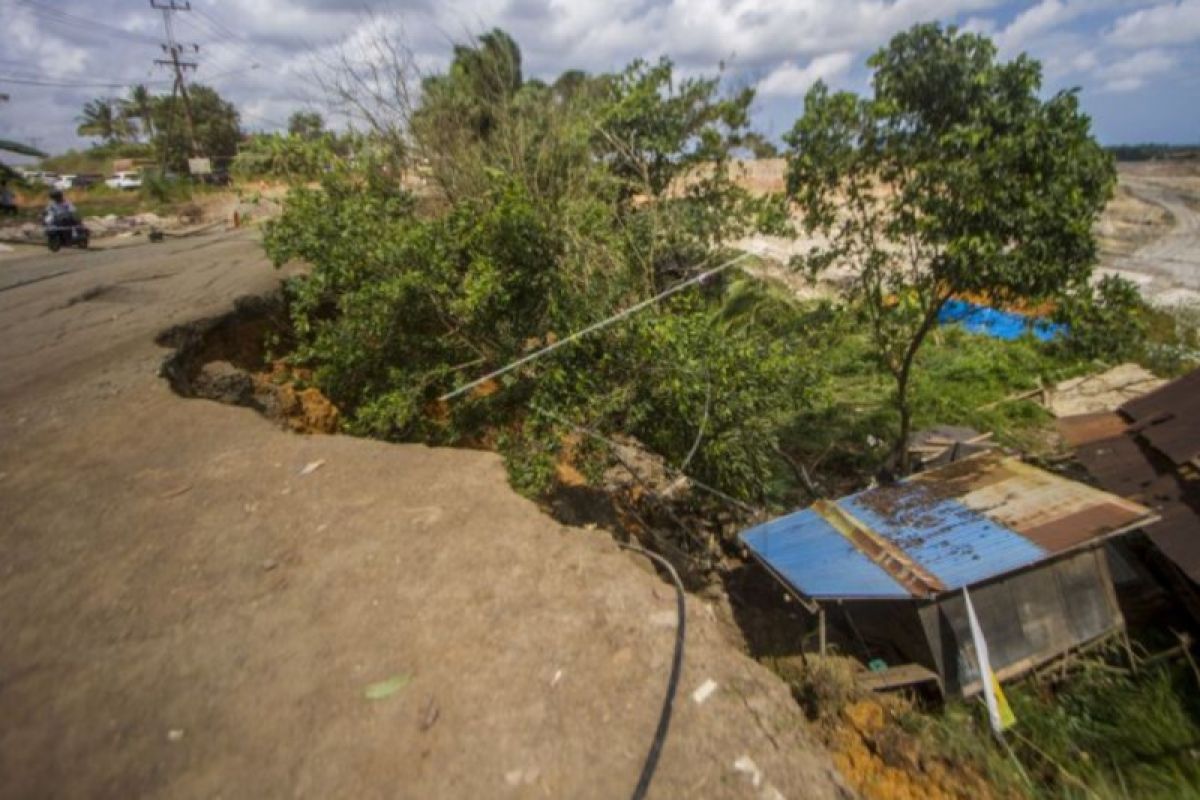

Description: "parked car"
39 172 60 187
53 175 77 191
71 174 103 189
105 171 142 190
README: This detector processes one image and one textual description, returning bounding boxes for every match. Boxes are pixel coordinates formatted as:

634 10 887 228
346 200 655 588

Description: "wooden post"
818 606 826 656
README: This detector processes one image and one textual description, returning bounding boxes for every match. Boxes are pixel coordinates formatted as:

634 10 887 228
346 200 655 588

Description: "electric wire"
530 404 762 515
0 75 170 89
14 0 162 46
439 251 754 401
616 542 685 800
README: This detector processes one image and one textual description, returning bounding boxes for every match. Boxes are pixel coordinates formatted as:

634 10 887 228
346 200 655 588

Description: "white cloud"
1 0 1196 153
757 51 855 96
996 0 1076 54
1108 0 1200 47
1096 47 1177 91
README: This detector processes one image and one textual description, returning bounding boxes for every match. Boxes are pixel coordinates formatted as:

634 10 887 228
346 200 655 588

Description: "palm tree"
128 84 155 142
77 97 137 143
76 98 118 142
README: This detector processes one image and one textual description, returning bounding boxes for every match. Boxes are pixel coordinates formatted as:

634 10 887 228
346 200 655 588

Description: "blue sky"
1 0 1197 157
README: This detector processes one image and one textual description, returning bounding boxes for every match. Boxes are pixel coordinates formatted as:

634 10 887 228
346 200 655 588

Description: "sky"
1 0 1198 160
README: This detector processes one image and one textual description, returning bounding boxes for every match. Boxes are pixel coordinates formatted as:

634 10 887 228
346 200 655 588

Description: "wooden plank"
858 663 941 692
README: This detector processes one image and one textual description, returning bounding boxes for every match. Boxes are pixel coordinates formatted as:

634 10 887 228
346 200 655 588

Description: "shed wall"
918 547 1123 695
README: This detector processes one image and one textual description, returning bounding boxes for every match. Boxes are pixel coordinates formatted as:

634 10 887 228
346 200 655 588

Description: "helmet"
50 189 64 202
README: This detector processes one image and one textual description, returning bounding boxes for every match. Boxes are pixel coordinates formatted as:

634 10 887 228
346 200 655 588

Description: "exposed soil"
730 160 1200 309
157 294 340 434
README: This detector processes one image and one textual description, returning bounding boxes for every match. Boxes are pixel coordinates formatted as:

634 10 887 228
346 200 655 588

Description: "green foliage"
267 29 802 507
76 97 136 144
736 132 779 160
151 84 241 171
1143 305 1200 377
777 311 1082 494
784 22 1115 471
232 133 337 182
907 655 1200 799
138 173 191 204
1053 275 1148 362
287 110 325 140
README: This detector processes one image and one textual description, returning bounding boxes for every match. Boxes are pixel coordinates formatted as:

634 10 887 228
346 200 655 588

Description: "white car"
53 175 77 191
105 171 142 190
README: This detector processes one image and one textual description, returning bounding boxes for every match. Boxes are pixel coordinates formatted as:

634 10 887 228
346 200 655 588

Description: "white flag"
963 587 1015 733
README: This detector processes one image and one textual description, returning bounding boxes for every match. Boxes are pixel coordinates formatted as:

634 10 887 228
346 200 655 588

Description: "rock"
192 361 254 406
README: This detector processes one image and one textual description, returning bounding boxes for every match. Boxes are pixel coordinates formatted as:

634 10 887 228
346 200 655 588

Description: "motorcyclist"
43 189 78 227
0 181 17 216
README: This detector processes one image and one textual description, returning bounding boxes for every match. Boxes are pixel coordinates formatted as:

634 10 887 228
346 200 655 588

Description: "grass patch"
780 316 1085 496
904 651 1200 799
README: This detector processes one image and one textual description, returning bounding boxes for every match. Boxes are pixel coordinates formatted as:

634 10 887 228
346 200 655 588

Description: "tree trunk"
895 372 914 475
892 297 948 476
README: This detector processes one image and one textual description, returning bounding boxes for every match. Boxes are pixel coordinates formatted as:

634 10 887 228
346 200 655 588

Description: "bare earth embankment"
733 159 1200 308
0 232 848 798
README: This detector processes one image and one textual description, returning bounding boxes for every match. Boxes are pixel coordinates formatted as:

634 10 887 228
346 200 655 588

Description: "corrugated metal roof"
741 511 911 599
740 452 1156 600
1120 367 1200 466
1057 412 1129 448
1075 432 1200 584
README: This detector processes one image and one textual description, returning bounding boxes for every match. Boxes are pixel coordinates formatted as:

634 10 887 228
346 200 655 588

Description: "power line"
439 252 754 401
0 75 170 90
15 0 161 46
192 6 251 46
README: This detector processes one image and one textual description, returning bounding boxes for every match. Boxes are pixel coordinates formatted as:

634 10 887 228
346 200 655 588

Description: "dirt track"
1100 163 1200 306
0 232 846 799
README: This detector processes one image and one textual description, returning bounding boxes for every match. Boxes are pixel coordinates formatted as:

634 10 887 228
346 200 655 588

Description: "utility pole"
150 0 200 170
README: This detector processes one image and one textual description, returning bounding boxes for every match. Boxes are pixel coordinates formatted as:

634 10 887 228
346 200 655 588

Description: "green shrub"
1053 275 1148 362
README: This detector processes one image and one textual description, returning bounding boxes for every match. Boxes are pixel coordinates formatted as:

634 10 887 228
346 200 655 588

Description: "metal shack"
740 452 1158 695
1060 367 1200 612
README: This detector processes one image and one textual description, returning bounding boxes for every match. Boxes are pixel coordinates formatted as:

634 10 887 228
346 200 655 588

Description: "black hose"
619 543 686 800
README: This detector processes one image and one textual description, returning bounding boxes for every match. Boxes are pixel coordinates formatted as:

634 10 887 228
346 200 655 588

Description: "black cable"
618 543 685 800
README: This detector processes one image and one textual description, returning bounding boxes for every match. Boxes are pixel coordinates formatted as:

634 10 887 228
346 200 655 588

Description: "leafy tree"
233 131 336 182
784 23 1114 472
594 57 753 199
287 110 325 140
151 84 241 170
271 29 811 509
737 132 779 159
76 98 135 144
417 27 523 146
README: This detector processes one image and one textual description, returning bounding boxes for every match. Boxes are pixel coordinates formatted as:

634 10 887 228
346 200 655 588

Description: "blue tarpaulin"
938 298 1066 342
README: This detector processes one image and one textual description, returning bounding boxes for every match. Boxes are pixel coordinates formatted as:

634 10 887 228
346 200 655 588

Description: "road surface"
0 231 846 799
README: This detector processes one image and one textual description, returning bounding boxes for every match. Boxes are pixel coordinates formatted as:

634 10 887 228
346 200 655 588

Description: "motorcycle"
44 210 89 252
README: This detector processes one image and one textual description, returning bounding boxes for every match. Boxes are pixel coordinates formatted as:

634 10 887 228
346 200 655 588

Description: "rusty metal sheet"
956 457 1154 551
741 451 1157 601
1146 503 1200 584
1120 368 1200 466
1017 503 1149 552
1057 412 1128 448
1075 432 1200 584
